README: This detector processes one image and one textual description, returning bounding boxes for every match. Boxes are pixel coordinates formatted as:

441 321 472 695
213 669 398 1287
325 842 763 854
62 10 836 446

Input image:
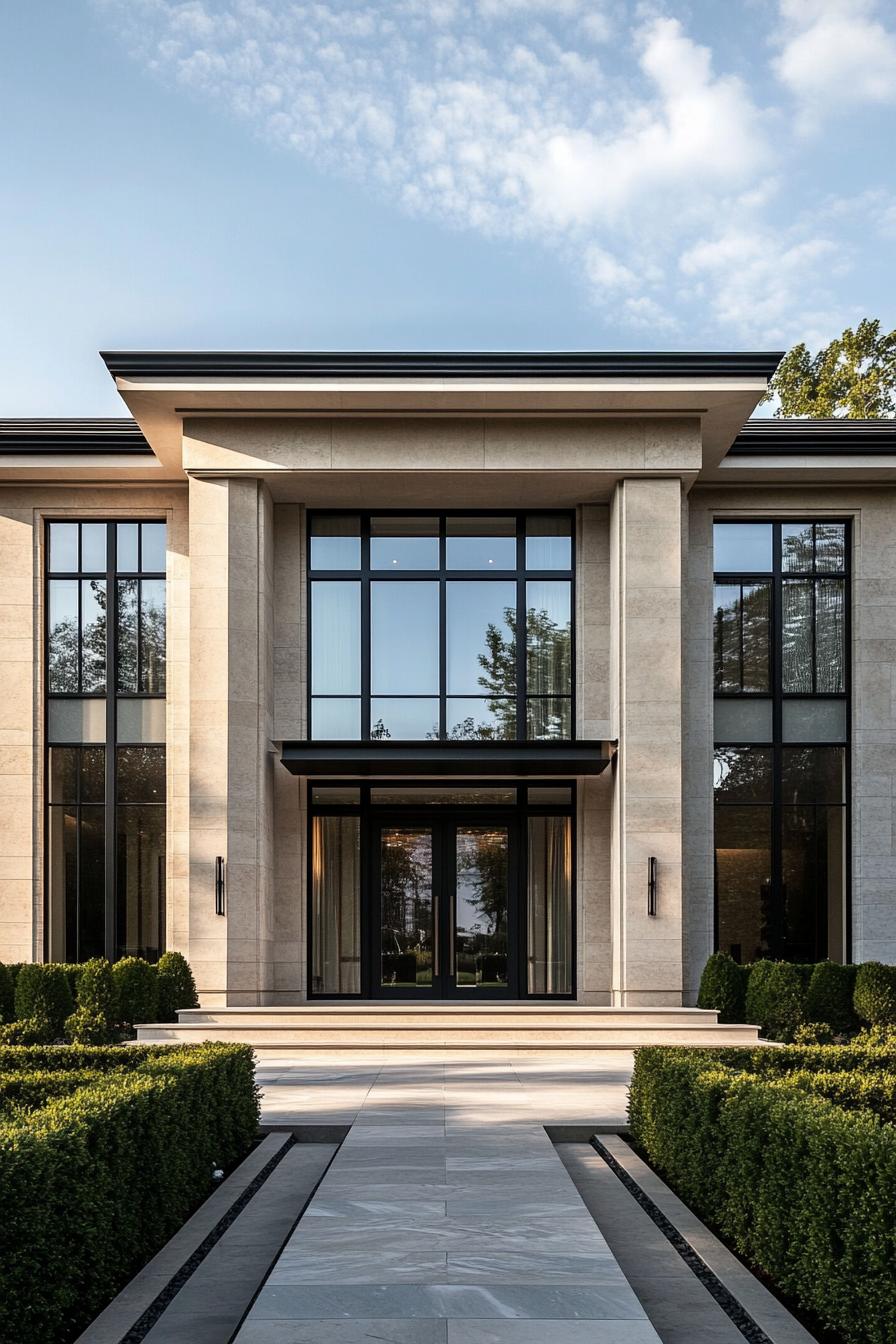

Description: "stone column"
609 478 685 1006
188 476 274 1005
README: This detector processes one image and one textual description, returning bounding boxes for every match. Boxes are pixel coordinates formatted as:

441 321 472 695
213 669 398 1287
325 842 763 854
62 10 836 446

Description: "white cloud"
773 0 896 121
679 228 843 343
93 0 883 341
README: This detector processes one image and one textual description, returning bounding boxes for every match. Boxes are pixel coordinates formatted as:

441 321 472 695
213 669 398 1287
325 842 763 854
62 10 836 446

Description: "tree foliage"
765 319 896 418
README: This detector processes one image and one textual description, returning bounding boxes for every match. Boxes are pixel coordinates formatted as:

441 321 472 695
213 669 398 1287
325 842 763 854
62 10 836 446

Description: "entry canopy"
280 739 616 777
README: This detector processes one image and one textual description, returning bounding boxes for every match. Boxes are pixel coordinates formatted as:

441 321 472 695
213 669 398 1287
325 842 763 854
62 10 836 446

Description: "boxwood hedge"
0 1043 259 1344
629 1046 896 1344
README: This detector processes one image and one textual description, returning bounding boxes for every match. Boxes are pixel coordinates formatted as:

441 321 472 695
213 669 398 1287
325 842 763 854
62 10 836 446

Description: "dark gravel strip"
119 1137 296 1343
590 1136 775 1344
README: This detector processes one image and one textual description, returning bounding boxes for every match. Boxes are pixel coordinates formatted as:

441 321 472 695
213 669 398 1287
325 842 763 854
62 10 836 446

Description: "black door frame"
306 780 576 1001
368 808 520 999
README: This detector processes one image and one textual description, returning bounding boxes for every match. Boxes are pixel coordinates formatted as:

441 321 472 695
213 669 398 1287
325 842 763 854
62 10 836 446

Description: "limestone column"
609 478 685 1006
188 476 274 1006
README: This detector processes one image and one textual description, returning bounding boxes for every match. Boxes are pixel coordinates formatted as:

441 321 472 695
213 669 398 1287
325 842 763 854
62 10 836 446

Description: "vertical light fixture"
215 856 226 916
647 856 658 917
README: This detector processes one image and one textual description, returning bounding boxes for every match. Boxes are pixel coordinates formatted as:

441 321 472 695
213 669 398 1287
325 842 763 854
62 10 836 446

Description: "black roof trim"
730 417 896 456
0 419 152 455
101 350 784 380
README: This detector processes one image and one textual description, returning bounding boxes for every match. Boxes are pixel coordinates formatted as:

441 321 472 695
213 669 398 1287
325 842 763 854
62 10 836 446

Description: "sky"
1 0 895 414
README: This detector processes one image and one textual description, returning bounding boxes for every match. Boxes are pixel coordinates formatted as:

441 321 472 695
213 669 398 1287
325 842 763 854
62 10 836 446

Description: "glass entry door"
373 816 514 997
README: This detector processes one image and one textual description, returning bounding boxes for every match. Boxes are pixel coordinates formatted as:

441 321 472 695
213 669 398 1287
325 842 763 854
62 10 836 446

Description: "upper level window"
712 519 849 964
309 512 574 741
46 520 167 964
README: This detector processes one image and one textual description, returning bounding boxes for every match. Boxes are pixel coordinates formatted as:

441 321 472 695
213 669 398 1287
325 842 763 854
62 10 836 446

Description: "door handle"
433 893 439 977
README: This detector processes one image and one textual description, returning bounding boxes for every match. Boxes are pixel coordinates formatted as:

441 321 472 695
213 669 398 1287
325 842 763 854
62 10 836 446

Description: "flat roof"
729 417 896 456
100 349 785 380
0 419 152 455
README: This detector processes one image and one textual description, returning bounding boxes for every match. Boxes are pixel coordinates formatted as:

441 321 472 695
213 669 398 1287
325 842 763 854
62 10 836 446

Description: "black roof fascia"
100 350 784 380
0 419 152 455
280 740 614 777
730 418 896 456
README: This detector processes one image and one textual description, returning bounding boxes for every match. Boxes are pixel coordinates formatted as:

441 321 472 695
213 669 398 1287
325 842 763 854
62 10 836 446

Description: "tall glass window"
713 520 848 962
308 512 574 741
46 521 167 962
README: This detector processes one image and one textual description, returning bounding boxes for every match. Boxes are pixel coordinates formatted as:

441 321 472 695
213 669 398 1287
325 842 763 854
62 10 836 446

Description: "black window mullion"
104 522 117 961
439 516 447 740
770 525 782 946
361 519 371 740
738 583 745 693
516 514 526 741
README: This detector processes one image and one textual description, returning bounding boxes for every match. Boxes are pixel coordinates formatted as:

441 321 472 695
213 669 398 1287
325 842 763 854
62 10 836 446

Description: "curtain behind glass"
527 815 572 994
311 815 361 994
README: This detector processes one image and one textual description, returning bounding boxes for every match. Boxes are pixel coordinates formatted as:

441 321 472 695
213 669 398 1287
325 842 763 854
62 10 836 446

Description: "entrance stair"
135 1003 763 1049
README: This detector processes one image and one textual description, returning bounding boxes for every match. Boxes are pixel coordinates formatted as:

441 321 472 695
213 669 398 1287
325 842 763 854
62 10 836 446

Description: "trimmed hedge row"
698 953 896 1039
0 952 199 1043
629 1046 896 1344
0 1043 258 1344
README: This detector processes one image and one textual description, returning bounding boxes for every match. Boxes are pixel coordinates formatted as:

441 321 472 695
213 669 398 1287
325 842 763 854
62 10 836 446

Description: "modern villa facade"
1 350 894 1011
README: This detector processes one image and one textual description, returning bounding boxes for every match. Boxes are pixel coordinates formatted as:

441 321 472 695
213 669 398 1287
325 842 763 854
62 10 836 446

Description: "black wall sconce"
215 856 226 916
647 856 658 917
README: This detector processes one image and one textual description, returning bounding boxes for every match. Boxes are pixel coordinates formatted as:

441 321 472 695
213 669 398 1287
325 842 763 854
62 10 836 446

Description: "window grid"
44 520 167 962
308 511 575 743
712 519 850 963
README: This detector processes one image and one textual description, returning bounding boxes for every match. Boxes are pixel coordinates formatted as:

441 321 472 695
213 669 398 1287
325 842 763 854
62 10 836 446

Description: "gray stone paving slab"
235 1056 659 1342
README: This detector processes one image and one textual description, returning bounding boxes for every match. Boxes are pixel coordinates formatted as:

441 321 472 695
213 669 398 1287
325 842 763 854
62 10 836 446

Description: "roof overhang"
100 351 782 477
280 739 615 777
706 416 896 484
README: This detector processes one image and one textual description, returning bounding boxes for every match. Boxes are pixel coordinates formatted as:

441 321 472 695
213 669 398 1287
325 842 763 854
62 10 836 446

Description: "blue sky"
1 0 895 414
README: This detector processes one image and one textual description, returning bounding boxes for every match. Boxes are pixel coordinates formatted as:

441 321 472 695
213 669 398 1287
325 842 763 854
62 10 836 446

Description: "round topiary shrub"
854 961 896 1025
13 964 74 1039
112 957 158 1029
156 951 199 1022
0 962 14 1023
805 961 858 1034
697 952 747 1023
66 957 118 1044
744 959 774 1030
761 961 807 1041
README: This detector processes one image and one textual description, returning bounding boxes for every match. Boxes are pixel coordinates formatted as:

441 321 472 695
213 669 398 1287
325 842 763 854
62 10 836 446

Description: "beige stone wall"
187 476 276 1005
270 503 305 1003
577 505 613 1002
683 485 896 1000
0 485 188 967
609 479 685 1006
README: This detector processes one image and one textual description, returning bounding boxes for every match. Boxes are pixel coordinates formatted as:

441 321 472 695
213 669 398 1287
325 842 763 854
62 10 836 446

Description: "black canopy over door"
371 812 518 998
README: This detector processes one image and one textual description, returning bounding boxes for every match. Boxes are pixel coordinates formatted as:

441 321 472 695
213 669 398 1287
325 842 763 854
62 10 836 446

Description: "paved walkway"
254 1050 634 1129
235 1053 656 1342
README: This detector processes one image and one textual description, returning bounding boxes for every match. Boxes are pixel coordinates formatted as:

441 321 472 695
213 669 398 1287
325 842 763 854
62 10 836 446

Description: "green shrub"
0 1068 104 1115
744 958 773 1027
854 962 896 1026
805 961 858 1034
764 962 807 1041
697 952 747 1023
65 958 118 1045
793 1021 836 1045
0 1018 54 1045
13 965 74 1040
630 1046 896 1343
112 957 158 1028
156 951 199 1022
743 960 806 1040
0 1043 258 1343
0 964 13 1024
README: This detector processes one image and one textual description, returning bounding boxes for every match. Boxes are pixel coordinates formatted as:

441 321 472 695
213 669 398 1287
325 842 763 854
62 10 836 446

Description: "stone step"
135 1003 763 1049
176 1005 721 1029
